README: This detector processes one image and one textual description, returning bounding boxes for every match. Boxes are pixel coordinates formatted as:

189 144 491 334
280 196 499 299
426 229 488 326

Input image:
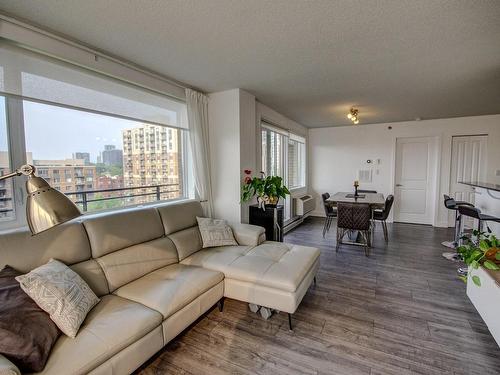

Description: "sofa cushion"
229 223 266 246
114 264 224 319
0 222 91 273
37 295 162 375
156 200 203 235
95 237 178 292
70 260 110 297
181 245 254 273
167 226 203 261
183 241 320 293
83 208 164 258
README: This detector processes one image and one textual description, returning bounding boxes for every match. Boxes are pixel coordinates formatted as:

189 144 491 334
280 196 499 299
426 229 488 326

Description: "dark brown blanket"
0 265 60 372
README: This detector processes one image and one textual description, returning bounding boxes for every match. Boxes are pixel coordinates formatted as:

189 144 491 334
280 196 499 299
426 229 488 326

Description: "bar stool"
442 195 474 249
458 205 500 235
456 205 500 277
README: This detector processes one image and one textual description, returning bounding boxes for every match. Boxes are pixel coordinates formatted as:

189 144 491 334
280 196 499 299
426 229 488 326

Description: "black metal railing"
65 183 180 212
0 184 180 216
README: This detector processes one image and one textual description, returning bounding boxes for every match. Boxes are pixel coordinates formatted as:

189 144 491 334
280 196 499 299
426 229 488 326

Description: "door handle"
396 184 403 187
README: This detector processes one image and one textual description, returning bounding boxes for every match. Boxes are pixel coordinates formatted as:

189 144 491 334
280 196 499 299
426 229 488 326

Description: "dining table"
326 192 385 209
326 192 386 247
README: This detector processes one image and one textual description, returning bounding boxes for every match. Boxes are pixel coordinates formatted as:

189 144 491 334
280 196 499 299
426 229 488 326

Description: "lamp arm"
0 164 36 181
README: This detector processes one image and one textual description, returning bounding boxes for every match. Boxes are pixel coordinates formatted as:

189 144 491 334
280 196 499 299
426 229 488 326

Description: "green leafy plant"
241 170 290 206
457 230 500 286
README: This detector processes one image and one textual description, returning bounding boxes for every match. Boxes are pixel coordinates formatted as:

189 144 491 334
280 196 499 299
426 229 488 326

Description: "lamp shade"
25 175 82 235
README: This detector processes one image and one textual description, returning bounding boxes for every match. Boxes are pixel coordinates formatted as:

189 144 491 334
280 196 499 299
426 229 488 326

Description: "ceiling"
1 0 499 127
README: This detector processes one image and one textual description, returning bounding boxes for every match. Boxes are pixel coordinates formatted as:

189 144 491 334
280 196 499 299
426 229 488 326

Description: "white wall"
208 90 309 223
309 114 500 227
239 90 257 223
208 89 242 223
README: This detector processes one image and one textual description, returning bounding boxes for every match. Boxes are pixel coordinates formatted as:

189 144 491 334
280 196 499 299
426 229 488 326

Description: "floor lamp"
0 164 81 235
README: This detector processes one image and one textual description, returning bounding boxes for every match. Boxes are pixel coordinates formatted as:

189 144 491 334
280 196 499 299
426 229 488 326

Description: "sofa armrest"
230 223 266 246
0 355 20 375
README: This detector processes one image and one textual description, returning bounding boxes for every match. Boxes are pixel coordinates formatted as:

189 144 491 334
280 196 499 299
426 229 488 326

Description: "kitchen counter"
461 181 500 236
460 181 500 192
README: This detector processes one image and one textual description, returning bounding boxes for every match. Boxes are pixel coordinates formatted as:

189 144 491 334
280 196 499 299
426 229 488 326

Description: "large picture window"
0 97 15 222
0 41 192 230
261 122 306 221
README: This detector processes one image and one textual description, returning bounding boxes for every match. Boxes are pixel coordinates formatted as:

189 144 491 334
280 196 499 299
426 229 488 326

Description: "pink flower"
244 176 252 184
244 169 252 175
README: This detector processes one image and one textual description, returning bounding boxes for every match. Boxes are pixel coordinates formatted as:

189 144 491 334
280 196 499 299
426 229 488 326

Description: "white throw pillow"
196 216 239 248
15 259 99 338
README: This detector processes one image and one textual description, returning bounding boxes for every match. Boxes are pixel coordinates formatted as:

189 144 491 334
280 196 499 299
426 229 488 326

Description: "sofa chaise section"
157 201 321 319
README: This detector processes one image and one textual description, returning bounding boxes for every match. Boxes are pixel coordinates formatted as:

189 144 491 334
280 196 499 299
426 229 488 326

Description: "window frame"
287 136 307 190
0 94 192 231
260 121 307 222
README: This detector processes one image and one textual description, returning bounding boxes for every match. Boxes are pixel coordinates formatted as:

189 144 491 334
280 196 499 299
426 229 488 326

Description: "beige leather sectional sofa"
0 200 320 375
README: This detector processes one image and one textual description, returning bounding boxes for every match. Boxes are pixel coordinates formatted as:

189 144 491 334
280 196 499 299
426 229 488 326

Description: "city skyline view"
1 97 184 217
24 100 139 163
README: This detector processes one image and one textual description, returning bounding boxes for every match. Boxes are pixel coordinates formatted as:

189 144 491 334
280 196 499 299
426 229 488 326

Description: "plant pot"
267 196 279 206
485 248 500 264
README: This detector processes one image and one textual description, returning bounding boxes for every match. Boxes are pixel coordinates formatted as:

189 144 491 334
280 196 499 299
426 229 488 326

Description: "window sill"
289 186 307 193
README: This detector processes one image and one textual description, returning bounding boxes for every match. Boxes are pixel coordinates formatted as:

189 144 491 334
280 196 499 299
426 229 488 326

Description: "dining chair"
373 195 394 242
336 202 371 256
321 193 337 237
358 189 377 194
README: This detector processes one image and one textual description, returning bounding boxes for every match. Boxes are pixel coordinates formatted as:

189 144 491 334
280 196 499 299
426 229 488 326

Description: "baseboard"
310 210 325 218
434 221 451 228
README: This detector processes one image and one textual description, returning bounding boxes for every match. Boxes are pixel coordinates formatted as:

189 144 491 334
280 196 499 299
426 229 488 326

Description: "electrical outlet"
496 170 500 177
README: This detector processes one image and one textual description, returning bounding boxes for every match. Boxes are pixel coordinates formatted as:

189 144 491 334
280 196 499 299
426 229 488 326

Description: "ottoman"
181 240 320 329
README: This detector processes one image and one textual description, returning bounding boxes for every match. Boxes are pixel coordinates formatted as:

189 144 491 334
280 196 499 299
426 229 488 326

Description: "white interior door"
394 137 438 224
449 135 487 227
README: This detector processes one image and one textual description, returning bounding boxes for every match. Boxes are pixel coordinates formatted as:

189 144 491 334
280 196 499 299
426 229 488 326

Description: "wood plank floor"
137 218 500 375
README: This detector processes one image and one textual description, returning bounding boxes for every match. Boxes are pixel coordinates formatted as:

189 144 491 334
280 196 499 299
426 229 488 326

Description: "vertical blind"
0 40 187 129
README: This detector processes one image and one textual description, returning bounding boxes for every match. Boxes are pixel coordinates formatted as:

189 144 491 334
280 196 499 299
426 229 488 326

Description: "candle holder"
354 180 359 198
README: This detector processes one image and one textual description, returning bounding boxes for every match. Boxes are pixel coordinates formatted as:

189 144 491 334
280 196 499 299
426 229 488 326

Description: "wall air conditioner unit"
295 195 315 216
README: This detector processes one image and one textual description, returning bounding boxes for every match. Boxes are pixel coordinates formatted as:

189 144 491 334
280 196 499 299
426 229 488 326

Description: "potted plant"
457 230 500 286
241 170 290 208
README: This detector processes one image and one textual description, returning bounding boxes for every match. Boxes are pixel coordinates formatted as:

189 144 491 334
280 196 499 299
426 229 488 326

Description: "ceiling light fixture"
347 108 359 124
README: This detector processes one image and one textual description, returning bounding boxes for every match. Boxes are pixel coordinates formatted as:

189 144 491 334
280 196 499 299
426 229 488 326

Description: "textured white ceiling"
1 0 499 127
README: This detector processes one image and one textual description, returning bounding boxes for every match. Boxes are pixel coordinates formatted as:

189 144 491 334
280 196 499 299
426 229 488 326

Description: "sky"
23 101 142 163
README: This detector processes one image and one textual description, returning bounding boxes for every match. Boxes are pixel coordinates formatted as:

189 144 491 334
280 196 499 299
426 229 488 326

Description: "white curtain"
186 88 213 217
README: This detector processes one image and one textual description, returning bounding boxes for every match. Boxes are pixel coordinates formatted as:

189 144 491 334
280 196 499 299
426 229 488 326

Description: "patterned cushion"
15 259 99 338
196 217 238 248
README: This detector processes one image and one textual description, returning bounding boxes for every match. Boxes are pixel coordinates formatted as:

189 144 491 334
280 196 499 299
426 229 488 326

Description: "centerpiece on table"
241 170 290 209
457 230 500 286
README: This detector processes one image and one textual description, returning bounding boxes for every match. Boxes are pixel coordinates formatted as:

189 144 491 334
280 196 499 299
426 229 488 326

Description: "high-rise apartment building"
101 145 123 167
122 124 181 204
0 152 33 218
73 152 91 165
34 158 97 196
